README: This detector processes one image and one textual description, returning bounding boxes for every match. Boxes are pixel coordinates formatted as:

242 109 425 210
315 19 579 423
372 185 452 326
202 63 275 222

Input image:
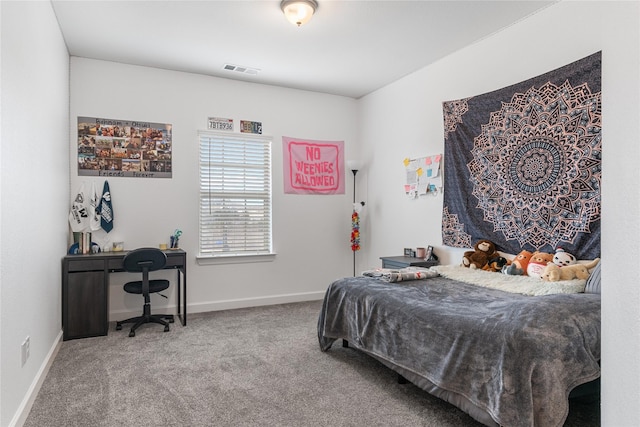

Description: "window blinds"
199 131 272 257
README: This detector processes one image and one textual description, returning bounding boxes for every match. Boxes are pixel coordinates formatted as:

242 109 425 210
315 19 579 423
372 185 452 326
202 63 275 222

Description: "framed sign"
282 136 344 195
77 116 172 178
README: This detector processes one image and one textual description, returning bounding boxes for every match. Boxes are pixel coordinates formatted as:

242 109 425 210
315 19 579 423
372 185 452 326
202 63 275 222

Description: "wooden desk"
61 249 187 341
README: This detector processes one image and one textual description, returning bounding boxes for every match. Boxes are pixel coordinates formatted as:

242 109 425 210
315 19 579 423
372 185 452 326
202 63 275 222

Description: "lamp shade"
281 0 318 27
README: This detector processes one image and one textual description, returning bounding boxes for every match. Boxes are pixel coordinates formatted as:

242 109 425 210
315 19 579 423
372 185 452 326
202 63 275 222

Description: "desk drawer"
106 254 183 270
382 260 409 269
108 258 124 270
67 259 105 272
165 253 185 268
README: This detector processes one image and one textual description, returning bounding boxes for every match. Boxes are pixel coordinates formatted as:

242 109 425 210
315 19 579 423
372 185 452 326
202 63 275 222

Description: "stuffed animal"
526 251 554 279
542 258 601 282
502 250 533 275
552 248 577 267
483 256 509 272
462 239 499 270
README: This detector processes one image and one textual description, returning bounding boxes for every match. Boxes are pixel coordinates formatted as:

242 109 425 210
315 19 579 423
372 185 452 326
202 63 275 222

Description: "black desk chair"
116 248 174 337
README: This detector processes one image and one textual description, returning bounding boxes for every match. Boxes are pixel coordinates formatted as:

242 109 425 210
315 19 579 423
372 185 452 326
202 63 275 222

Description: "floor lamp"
347 160 365 277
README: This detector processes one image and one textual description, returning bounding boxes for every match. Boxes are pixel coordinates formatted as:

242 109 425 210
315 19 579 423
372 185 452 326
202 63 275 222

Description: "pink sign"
282 137 344 194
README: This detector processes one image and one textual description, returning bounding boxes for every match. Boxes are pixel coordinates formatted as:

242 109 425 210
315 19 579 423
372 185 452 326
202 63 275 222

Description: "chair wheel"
164 325 170 332
116 324 122 331
129 330 135 337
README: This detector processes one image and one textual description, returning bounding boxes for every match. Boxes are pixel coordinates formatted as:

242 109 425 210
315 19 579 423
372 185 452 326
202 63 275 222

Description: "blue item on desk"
68 242 101 255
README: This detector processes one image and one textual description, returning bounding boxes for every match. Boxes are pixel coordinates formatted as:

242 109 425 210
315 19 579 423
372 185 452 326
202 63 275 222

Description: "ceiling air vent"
223 64 260 76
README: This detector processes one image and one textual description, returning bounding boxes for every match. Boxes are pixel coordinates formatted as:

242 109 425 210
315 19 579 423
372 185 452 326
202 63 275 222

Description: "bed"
317 263 601 427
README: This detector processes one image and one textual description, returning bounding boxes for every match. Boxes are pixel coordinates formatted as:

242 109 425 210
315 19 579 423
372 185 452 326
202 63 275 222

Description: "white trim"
10 330 63 427
188 291 325 314
108 291 324 321
196 253 276 265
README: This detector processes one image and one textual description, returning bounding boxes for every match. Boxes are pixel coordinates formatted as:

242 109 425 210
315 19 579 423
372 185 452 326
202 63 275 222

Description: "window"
199 131 273 259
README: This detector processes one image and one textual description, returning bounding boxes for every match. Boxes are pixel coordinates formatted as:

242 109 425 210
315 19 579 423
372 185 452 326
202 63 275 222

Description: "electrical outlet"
21 336 30 366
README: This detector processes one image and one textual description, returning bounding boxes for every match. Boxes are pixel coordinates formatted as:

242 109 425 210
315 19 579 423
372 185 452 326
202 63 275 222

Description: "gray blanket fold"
317 276 601 427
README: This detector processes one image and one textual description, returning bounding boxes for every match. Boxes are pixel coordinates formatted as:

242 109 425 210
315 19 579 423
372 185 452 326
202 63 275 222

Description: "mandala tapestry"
441 52 601 260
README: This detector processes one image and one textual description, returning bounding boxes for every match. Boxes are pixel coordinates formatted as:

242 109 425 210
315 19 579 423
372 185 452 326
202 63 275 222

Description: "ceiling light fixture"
280 0 318 27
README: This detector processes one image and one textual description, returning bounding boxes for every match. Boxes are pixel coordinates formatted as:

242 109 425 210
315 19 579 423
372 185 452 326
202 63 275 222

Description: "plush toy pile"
462 239 500 270
552 247 577 267
527 251 555 279
502 250 532 275
541 258 600 281
461 240 600 282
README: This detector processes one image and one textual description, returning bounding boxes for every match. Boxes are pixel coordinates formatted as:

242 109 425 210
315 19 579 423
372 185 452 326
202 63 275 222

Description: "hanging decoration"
282 136 345 195
350 211 360 251
68 180 104 254
98 180 114 233
69 182 89 232
89 181 101 231
441 52 601 259
350 203 361 252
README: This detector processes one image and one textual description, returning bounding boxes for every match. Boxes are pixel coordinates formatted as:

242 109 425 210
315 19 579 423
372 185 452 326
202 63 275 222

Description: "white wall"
70 58 359 319
358 1 640 425
0 2 70 426
3 1 638 426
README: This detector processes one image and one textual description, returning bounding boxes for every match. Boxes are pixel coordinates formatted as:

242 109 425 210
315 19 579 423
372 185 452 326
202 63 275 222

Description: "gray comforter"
317 275 601 427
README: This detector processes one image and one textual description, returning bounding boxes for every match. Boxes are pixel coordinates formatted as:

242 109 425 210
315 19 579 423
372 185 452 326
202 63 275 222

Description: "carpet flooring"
24 301 599 426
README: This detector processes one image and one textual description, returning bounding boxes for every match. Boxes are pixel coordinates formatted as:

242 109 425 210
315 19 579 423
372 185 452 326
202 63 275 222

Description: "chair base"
116 310 174 337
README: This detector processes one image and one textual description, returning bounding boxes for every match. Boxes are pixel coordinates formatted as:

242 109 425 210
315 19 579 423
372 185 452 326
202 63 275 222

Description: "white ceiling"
51 0 556 99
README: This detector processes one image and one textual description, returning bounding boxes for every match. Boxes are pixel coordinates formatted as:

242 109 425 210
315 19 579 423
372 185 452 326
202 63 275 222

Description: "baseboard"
10 330 63 427
188 290 326 313
109 290 325 320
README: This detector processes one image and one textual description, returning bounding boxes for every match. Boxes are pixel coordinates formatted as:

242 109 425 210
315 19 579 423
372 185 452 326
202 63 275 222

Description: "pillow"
584 260 601 294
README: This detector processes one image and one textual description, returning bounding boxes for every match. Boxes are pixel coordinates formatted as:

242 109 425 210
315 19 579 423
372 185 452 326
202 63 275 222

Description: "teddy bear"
501 249 533 275
462 239 499 270
483 256 509 272
526 251 555 279
541 258 601 282
552 248 577 267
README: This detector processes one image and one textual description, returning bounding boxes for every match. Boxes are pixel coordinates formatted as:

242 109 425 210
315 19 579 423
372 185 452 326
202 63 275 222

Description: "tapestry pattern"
442 52 601 259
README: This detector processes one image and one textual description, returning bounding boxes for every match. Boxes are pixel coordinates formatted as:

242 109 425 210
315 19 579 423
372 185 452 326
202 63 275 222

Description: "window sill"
196 253 277 265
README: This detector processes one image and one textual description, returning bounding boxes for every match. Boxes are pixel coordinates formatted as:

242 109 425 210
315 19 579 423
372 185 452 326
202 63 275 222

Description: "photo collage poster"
77 116 173 178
